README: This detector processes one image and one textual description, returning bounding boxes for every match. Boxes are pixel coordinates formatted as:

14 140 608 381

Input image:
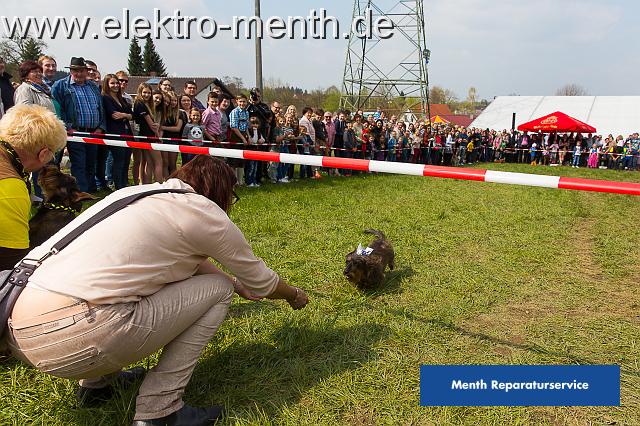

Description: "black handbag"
0 188 192 346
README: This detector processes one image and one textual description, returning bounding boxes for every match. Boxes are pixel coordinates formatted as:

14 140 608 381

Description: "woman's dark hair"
169 156 237 212
19 60 42 81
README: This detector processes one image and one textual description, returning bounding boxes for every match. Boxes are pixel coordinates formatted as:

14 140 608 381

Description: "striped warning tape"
67 136 640 196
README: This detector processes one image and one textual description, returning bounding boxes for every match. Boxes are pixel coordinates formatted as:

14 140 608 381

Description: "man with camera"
246 88 271 184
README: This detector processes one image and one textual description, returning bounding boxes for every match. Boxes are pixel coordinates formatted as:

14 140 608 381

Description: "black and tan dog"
344 229 395 290
29 165 95 248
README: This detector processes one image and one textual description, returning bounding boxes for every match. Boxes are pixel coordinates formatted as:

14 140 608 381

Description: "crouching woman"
6 155 309 425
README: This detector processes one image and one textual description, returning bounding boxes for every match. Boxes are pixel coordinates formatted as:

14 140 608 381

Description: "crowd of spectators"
1 53 639 197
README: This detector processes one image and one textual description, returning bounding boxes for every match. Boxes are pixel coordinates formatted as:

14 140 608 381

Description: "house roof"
125 76 218 96
404 103 452 116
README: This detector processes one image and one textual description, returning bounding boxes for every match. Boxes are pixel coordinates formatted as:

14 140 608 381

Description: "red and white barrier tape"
67 136 640 196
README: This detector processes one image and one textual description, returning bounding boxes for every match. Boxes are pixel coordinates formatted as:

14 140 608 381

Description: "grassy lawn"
1 163 639 425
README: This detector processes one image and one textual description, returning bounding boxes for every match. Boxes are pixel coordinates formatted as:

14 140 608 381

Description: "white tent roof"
470 96 640 136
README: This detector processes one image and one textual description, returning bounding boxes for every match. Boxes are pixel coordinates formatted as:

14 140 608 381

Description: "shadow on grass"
186 322 390 418
392 310 640 379
362 266 414 298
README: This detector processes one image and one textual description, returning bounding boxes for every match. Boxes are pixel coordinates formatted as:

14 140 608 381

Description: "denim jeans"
110 146 131 189
572 154 580 167
68 141 98 192
277 145 289 180
244 160 258 185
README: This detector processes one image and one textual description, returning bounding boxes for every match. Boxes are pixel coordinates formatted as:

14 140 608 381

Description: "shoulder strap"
51 188 192 254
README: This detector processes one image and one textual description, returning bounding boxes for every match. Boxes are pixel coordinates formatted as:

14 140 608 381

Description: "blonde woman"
161 91 185 175
132 83 162 184
0 104 66 269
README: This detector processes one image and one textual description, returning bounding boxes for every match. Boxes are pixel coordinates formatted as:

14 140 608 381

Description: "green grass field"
1 163 639 425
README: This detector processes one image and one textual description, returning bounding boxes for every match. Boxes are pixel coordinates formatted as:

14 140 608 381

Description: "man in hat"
52 57 105 193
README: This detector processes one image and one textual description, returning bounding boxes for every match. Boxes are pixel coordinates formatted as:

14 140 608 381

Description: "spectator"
201 92 221 142
51 57 106 193
14 60 58 198
229 94 250 184
101 74 133 190
160 91 185 176
183 80 205 112
0 56 16 112
116 71 133 106
181 108 206 165
246 88 270 184
159 78 173 94
334 112 347 162
0 104 66 269
245 116 265 187
218 95 231 142
85 60 98 82
7 155 308 425
38 55 58 89
132 83 162 183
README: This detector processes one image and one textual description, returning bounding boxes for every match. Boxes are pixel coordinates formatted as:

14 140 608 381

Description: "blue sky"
3 0 640 100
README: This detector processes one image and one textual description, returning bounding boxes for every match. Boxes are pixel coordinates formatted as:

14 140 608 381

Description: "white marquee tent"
470 96 640 136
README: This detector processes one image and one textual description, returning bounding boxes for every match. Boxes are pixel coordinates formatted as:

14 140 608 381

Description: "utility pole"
254 0 263 93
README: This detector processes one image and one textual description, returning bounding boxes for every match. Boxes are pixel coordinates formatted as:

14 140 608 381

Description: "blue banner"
420 365 620 406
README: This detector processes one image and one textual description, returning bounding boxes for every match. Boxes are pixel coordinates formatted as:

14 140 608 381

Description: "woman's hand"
286 287 309 310
233 278 262 301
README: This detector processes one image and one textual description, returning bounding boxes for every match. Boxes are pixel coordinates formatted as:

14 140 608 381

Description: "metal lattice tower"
340 0 431 120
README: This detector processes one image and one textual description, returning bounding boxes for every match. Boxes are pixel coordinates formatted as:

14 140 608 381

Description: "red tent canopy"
517 111 596 133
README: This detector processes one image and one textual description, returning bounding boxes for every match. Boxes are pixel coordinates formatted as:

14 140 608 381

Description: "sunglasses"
118 79 129 83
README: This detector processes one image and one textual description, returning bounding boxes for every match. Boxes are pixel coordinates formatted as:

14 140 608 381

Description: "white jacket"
13 82 55 113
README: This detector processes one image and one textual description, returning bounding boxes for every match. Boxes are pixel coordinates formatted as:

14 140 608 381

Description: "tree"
20 38 44 62
0 35 47 76
555 84 588 96
142 36 167 76
429 85 458 105
322 86 341 112
127 38 144 76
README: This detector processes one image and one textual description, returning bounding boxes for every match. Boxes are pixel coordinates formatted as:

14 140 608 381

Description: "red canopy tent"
517 111 596 133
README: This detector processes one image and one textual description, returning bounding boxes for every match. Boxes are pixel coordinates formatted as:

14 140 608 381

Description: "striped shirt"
229 107 249 132
71 80 101 129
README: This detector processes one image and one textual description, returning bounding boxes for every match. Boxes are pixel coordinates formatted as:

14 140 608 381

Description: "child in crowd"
572 142 582 168
530 140 538 166
181 108 206 164
245 116 265 187
229 94 250 184
550 140 559 166
387 131 397 162
587 143 599 168
299 126 313 179
201 92 221 144
269 115 286 184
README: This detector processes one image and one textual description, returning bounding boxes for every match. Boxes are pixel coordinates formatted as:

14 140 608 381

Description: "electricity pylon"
340 0 431 121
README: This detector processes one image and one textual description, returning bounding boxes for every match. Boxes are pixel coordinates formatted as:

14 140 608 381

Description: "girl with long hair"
101 74 132 189
133 83 162 183
161 91 185 175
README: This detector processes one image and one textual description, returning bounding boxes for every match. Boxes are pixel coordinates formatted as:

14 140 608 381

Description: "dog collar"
43 202 80 214
356 243 374 256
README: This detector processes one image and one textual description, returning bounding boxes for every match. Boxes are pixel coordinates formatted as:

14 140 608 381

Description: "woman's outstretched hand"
233 278 263 301
287 287 309 310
